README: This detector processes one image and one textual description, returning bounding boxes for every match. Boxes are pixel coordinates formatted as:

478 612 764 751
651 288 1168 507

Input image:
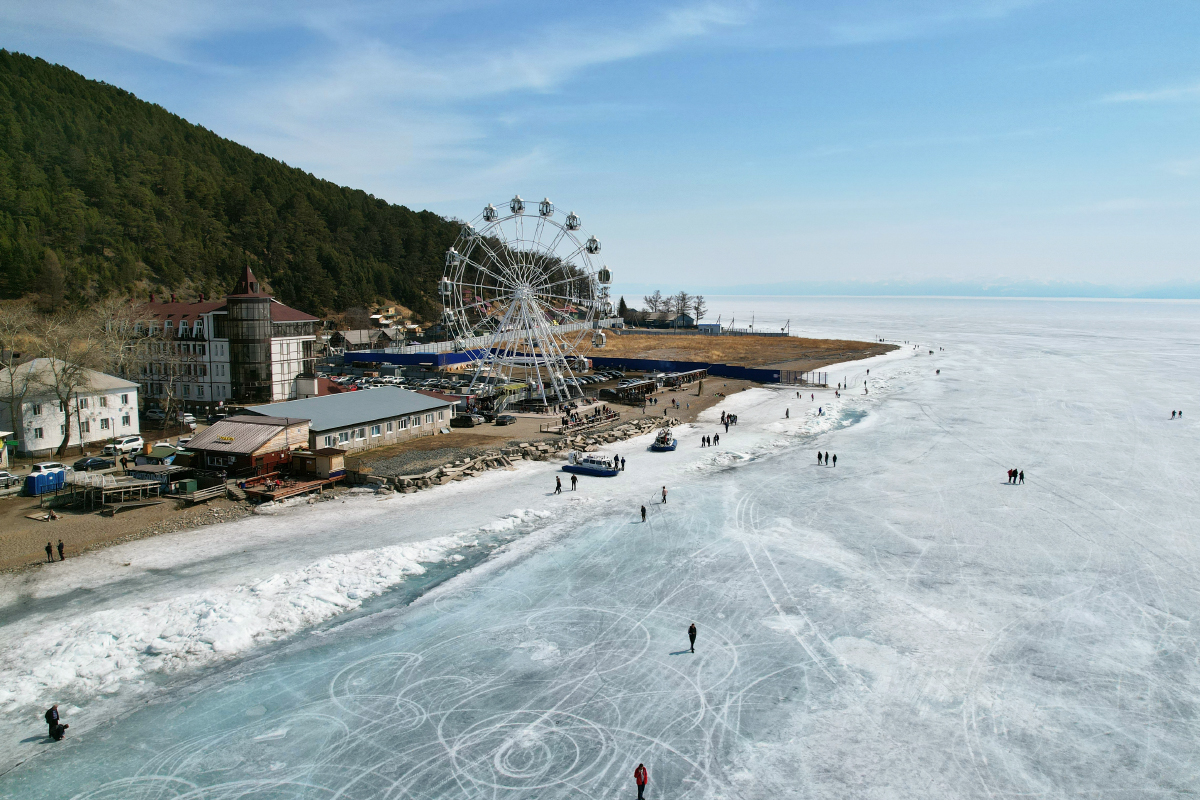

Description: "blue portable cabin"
24 469 66 496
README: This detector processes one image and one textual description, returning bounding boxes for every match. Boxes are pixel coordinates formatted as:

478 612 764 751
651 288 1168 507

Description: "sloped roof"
0 358 138 397
245 387 450 433
186 415 308 454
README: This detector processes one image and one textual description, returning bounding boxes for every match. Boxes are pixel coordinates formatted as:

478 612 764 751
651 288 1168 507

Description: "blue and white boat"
562 451 620 477
649 429 677 452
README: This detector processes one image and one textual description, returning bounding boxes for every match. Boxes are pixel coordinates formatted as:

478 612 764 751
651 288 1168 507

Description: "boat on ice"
562 451 620 477
649 429 677 452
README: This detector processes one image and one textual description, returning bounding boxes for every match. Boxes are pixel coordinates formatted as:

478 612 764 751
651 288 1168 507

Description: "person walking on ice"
832 454 837 467
570 474 578 491
661 486 668 504
634 763 648 799
818 452 823 465
555 476 562 495
641 505 647 522
688 622 697 653
1019 470 1024 484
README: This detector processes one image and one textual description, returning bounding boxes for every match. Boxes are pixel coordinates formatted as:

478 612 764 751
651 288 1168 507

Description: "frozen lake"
3 297 1199 798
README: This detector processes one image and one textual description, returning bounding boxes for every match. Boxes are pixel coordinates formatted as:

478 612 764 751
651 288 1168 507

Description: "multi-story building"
136 266 319 409
0 358 140 457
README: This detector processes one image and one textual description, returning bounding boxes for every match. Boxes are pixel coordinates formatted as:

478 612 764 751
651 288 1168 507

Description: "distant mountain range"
613 279 1200 300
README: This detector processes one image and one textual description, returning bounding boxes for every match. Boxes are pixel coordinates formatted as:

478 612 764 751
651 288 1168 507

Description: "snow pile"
0 535 463 711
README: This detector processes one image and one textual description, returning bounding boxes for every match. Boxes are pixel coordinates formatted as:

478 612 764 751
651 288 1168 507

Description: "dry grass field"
591 332 895 370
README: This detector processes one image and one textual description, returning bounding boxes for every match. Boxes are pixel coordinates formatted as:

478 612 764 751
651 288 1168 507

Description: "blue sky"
3 0 1199 290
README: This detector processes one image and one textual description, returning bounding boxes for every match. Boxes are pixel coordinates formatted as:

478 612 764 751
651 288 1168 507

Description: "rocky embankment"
382 417 671 494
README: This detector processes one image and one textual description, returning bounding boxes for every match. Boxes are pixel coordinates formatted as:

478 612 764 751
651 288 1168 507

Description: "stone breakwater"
385 417 672 493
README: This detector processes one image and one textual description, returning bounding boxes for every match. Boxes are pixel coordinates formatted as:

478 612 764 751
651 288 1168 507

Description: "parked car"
30 462 68 474
73 456 114 472
144 408 167 421
177 437 193 448
450 414 486 428
495 414 516 426
0 470 18 489
206 412 229 424
103 436 145 456
178 412 197 424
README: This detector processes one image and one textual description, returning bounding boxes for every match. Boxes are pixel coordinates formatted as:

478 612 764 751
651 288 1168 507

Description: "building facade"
135 266 319 409
244 387 454 454
0 359 141 457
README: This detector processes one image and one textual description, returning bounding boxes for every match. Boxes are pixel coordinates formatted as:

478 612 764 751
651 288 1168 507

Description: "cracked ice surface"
3 298 1200 799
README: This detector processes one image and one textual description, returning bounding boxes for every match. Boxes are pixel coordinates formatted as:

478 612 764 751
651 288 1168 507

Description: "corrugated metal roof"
187 416 306 454
0 359 139 395
245 387 450 433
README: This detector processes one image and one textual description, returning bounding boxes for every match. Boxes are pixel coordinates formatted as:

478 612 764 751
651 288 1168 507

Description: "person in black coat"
45 704 59 738
688 623 697 653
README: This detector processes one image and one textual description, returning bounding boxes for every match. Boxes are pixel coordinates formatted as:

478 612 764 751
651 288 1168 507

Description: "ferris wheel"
439 196 613 404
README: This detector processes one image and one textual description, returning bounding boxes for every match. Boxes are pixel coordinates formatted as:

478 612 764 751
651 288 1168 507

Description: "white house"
0 358 141 457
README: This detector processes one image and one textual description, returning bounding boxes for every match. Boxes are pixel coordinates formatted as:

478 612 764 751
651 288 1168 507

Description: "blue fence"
345 350 486 368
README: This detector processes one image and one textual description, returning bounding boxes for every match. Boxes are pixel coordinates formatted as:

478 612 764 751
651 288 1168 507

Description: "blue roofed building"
243 386 455 453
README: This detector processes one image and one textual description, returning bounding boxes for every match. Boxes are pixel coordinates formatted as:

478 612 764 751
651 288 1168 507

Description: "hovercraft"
649 429 678 452
562 451 620 477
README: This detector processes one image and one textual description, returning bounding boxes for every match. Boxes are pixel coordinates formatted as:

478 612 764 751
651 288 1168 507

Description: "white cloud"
1101 81 1200 104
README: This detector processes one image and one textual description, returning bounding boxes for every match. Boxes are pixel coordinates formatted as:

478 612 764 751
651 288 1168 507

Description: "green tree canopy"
0 50 461 317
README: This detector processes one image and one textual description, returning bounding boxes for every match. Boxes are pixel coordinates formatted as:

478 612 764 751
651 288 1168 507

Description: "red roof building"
134 266 320 407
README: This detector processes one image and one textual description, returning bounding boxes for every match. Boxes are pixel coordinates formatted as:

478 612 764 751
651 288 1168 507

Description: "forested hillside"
0 50 460 316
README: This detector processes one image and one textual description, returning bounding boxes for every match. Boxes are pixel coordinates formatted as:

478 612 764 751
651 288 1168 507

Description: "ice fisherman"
634 763 648 800
688 622 697 653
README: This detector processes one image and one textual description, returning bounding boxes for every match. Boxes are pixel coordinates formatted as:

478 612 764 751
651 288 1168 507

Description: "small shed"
129 464 192 487
291 447 346 479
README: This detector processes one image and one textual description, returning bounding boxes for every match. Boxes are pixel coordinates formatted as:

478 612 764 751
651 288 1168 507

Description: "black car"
73 456 114 472
450 414 486 428
495 414 516 426
479 410 498 422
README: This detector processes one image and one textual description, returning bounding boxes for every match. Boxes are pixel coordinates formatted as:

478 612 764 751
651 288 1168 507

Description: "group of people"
699 434 719 447
817 452 836 466
721 411 738 432
1171 410 1184 418
1007 468 1024 484
44 539 65 563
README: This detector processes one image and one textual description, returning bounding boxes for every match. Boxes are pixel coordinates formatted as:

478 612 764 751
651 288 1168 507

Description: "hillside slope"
0 50 459 316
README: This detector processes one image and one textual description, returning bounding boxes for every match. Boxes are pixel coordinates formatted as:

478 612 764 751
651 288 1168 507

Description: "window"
33 427 43 439
164 320 173 332
197 343 205 355
100 396 108 408
100 418 110 430
400 418 408 430
78 397 89 409
31 403 42 415
324 435 335 447
121 394 129 405
412 415 421 428
386 421 393 432
438 411 445 421
357 428 366 440
425 414 433 424
58 401 65 412
182 384 190 397
122 415 130 427
197 386 205 399
370 425 381 437
60 424 66 436
80 421 90 433
338 431 350 443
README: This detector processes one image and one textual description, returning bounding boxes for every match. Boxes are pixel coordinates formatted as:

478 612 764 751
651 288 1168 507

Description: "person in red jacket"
634 763 648 799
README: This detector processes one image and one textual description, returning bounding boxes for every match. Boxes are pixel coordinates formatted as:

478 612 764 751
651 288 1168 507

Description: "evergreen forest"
0 50 461 317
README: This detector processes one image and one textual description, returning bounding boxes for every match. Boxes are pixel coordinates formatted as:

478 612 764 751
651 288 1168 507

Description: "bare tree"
643 290 664 312
673 292 693 325
692 295 707 323
0 302 36 444
135 329 189 433
31 314 104 457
